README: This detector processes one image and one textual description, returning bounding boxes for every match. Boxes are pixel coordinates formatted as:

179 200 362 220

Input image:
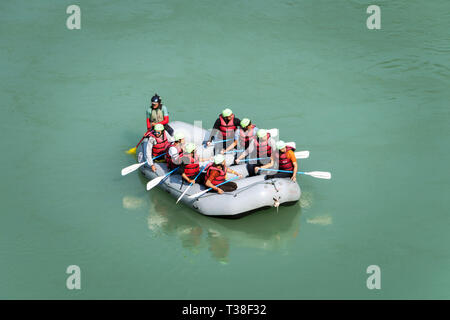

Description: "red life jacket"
238 125 256 149
148 130 170 157
205 163 226 186
166 142 184 170
278 146 296 171
218 114 236 139
182 153 200 178
255 133 272 158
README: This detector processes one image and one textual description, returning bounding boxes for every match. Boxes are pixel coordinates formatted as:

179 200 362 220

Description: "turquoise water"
1 0 449 299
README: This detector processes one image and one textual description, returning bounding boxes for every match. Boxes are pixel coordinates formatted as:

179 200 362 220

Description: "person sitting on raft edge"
256 140 298 182
145 123 173 172
204 154 243 194
235 128 276 176
221 118 259 157
179 143 212 185
146 93 174 136
166 131 186 170
206 108 240 151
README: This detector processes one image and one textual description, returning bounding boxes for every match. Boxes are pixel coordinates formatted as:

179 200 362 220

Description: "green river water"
1 0 449 299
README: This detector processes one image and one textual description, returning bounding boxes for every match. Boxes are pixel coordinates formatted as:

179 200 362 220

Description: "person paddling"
146 93 174 136
206 108 240 151
222 118 259 156
204 154 242 194
256 140 298 181
235 129 276 176
179 143 211 184
145 123 173 172
166 131 186 170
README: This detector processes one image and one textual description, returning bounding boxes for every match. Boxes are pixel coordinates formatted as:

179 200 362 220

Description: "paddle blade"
305 171 332 179
126 147 137 155
295 151 310 159
121 162 145 176
176 184 192 204
188 189 208 199
146 176 165 191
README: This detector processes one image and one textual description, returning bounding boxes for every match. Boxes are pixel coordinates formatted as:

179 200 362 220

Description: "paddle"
259 168 331 179
126 131 151 154
213 139 233 144
239 151 310 163
240 157 269 162
294 151 309 159
176 162 211 204
146 167 179 191
188 176 240 199
121 153 166 176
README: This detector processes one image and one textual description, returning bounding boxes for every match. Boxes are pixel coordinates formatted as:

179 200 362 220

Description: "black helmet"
151 93 161 104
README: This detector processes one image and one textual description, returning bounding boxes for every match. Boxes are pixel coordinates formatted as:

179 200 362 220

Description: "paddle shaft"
205 176 239 192
176 162 210 203
135 129 155 148
259 168 301 174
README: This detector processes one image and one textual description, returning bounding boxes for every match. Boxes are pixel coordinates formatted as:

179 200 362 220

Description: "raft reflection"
144 179 302 263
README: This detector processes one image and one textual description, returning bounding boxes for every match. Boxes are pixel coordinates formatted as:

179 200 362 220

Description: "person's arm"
146 108 152 130
258 158 274 172
145 137 157 171
287 150 298 181
166 131 174 143
207 119 221 144
226 167 242 178
181 172 194 184
223 140 238 154
255 143 275 173
235 139 253 163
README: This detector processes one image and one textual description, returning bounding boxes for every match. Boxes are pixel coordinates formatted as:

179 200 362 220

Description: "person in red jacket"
179 143 212 184
257 140 298 181
204 154 242 194
146 93 174 136
206 108 240 151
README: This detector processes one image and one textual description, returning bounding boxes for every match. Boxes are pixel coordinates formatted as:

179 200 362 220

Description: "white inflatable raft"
136 121 301 218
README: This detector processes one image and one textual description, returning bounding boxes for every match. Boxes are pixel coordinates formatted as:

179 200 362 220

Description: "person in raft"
235 128 277 176
221 118 259 157
256 140 298 181
165 131 186 170
204 154 243 194
146 93 174 136
206 108 241 151
145 123 173 172
179 143 212 184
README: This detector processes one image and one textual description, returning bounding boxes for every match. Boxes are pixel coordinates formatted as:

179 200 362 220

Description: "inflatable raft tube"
137 121 301 218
